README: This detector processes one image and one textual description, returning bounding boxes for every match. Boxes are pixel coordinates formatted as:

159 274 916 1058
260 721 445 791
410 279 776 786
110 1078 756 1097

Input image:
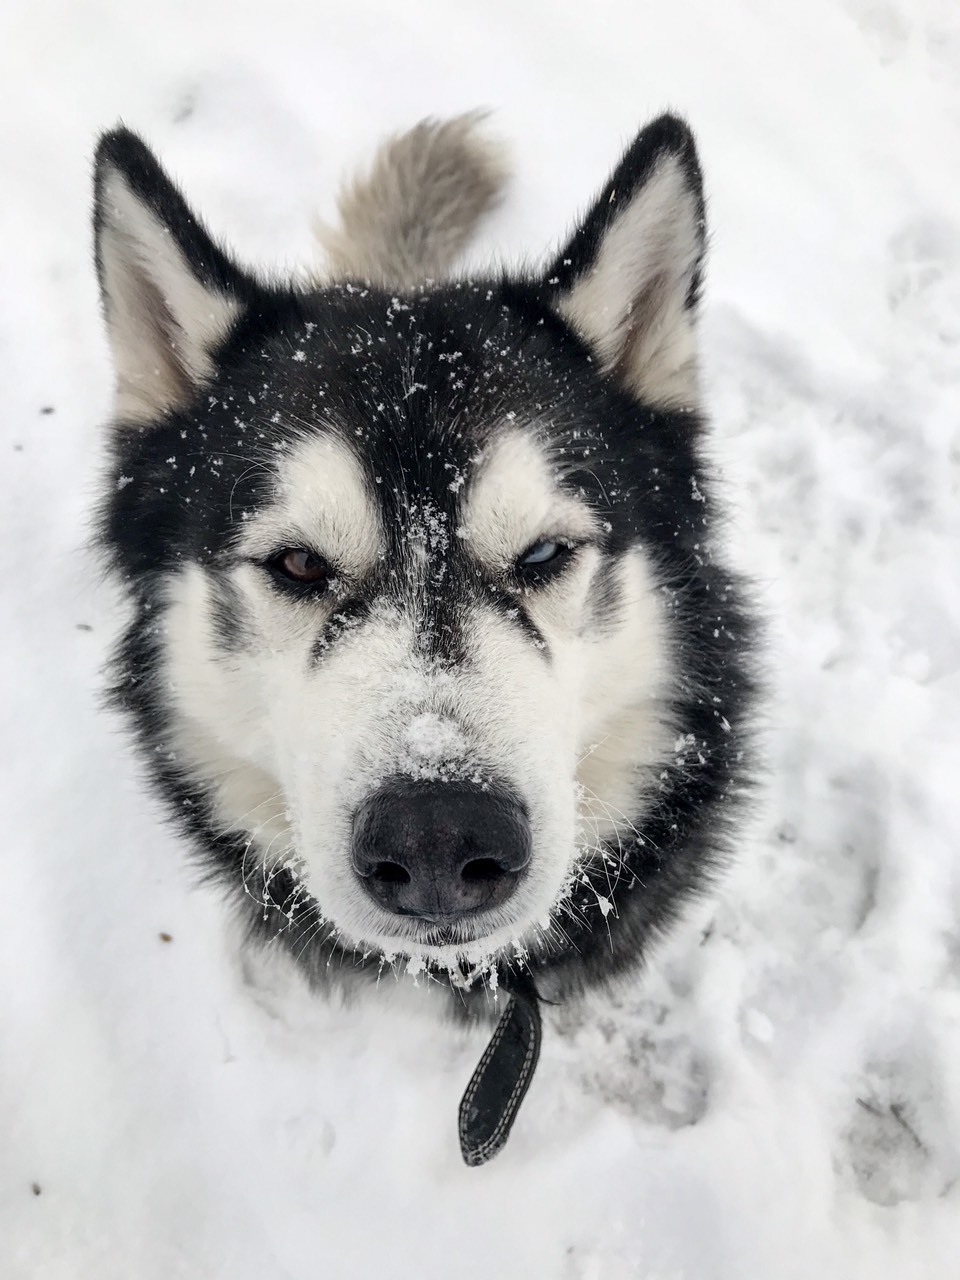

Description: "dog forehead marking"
243 431 382 573
460 430 597 563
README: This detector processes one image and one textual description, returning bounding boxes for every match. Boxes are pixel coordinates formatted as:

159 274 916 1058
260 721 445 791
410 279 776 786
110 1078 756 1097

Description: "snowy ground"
2 1 959 1276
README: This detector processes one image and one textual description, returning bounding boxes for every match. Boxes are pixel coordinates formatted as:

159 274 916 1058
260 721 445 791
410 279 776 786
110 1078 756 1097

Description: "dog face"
95 118 751 981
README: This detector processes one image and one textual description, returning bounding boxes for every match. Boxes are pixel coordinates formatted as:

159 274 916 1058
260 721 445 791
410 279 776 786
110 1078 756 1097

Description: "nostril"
352 779 530 920
461 857 508 884
371 861 411 885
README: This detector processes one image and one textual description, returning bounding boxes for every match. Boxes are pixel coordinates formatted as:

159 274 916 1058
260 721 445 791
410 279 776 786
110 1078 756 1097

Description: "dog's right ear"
94 129 254 424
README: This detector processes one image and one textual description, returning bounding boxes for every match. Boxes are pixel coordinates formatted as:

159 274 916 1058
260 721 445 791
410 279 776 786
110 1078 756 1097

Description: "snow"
403 713 466 765
2 0 960 1275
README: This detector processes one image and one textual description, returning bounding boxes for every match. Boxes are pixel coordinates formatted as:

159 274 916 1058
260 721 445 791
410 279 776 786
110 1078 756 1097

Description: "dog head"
95 117 727 977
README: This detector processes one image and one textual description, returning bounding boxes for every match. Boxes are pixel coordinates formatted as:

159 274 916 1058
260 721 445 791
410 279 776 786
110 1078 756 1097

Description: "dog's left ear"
94 128 255 424
546 115 705 411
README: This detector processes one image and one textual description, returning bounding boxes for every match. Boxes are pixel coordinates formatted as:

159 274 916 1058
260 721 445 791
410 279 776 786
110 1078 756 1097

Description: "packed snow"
2 0 959 1276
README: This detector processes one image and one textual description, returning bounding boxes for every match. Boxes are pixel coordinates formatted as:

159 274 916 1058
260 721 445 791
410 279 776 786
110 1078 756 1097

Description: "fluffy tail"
316 112 508 287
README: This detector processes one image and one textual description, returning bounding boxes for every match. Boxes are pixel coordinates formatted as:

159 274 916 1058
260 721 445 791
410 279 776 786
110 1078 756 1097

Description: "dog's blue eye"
522 540 561 565
518 540 574 571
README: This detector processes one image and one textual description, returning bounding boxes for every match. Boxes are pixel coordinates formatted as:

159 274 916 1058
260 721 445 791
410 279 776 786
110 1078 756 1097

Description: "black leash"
457 970 543 1167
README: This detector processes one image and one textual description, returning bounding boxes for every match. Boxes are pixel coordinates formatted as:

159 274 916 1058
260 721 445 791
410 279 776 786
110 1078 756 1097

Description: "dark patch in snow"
172 88 198 124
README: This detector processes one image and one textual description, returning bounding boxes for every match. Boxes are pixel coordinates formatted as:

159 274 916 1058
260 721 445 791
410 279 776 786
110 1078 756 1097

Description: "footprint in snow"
557 970 709 1131
841 1047 960 1206
887 218 960 325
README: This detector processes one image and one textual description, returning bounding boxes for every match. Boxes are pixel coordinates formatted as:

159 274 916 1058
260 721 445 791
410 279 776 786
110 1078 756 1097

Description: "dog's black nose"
351 779 531 923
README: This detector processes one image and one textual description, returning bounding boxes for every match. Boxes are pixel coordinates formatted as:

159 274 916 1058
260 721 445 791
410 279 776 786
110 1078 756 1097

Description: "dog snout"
351 779 531 924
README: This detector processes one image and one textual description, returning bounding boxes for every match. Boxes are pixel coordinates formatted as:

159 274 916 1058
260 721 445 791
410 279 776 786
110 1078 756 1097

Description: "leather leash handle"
457 976 542 1167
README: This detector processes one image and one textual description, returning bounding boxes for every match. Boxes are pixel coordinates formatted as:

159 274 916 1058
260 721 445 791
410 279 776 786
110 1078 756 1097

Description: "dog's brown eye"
270 549 330 587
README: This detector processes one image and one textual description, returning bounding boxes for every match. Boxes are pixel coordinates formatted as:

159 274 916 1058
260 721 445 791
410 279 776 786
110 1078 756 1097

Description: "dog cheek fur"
161 571 405 874
574 549 677 845
160 566 296 860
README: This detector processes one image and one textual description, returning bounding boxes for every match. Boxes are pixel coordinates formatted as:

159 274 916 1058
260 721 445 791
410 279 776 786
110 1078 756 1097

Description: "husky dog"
93 112 756 1008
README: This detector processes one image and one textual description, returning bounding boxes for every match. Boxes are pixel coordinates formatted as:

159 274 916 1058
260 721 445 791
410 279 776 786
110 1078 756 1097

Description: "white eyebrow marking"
459 429 598 565
239 432 382 574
